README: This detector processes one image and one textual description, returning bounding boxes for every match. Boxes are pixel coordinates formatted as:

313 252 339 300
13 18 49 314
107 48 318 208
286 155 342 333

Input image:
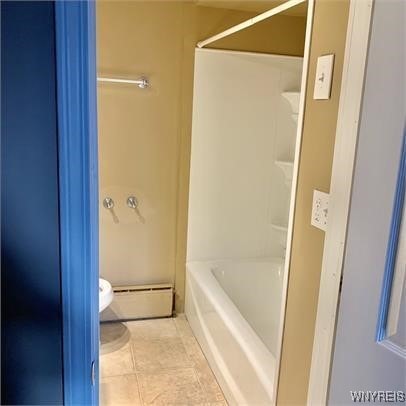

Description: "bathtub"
185 258 284 406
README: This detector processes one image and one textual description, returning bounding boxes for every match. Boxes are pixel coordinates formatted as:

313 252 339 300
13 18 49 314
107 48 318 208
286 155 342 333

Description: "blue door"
1 2 64 403
1 1 100 404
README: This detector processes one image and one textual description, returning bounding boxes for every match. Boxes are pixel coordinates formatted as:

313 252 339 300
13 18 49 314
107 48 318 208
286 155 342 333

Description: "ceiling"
195 0 307 16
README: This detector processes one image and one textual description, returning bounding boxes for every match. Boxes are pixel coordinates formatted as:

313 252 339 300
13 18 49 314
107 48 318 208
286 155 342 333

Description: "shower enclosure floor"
100 315 227 405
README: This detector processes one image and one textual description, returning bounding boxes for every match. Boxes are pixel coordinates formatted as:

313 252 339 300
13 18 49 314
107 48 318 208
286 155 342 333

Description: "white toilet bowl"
99 278 114 313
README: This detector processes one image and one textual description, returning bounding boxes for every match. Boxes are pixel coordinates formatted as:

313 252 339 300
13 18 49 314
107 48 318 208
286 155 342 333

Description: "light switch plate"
311 190 329 231
313 54 335 100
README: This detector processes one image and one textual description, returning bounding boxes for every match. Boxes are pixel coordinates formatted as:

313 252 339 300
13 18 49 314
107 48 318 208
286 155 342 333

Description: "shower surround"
186 49 303 404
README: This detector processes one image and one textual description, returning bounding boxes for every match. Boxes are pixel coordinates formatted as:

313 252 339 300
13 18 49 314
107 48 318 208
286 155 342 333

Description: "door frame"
307 0 374 404
55 2 99 404
52 0 374 404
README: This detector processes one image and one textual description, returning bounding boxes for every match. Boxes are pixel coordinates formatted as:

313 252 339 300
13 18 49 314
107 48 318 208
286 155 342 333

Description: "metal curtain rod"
97 76 149 89
197 0 306 49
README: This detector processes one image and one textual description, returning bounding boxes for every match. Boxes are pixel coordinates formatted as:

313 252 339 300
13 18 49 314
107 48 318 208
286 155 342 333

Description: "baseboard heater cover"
100 283 173 322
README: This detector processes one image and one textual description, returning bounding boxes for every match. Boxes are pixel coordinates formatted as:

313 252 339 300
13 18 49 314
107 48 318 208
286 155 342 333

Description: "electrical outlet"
311 190 329 231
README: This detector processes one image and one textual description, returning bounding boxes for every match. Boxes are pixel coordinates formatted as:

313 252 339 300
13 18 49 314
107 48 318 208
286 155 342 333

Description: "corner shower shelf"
275 160 294 185
282 91 300 114
271 223 288 233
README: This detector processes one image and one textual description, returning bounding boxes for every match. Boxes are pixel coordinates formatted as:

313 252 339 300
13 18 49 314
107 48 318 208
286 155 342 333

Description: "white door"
328 0 406 404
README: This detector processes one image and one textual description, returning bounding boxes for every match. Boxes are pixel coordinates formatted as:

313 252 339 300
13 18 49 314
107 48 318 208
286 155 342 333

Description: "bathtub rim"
186 259 281 402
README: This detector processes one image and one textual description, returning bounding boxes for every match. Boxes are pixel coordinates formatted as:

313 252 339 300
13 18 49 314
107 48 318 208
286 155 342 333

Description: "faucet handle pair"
103 197 114 209
102 196 138 210
126 196 138 209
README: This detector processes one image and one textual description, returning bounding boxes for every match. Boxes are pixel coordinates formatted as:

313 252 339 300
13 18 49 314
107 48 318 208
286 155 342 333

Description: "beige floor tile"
100 317 227 405
126 318 178 339
174 314 194 337
181 336 225 403
131 337 192 372
194 362 225 403
100 342 135 377
100 322 131 355
181 335 207 364
100 374 142 405
200 403 228 406
137 368 207 405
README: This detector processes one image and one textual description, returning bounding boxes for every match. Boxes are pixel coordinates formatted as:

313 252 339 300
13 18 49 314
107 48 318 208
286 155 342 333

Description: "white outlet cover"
313 54 335 100
311 190 330 231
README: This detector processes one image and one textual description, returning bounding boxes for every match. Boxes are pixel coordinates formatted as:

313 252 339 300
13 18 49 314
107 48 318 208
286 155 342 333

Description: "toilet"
99 278 114 312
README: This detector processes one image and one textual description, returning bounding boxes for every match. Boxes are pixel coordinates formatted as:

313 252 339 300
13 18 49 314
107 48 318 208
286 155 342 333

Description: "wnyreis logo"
350 391 406 403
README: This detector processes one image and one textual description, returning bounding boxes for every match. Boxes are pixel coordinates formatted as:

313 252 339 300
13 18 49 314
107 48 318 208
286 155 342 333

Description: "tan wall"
197 6 306 56
97 1 306 312
276 1 350 404
97 2 186 289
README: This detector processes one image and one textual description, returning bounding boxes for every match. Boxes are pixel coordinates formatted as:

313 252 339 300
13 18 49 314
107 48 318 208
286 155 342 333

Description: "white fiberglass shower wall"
186 48 302 405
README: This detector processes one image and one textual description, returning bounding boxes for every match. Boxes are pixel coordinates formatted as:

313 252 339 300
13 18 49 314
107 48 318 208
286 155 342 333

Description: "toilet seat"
99 278 114 312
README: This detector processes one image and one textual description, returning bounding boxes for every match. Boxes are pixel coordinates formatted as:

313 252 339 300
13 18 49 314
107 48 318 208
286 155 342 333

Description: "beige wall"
97 1 306 311
97 2 186 288
276 1 350 404
197 6 306 56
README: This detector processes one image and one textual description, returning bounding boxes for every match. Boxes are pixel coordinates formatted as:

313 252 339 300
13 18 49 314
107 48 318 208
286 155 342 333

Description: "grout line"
171 317 182 338
178 319 227 403
99 373 144 406
132 366 199 375
180 335 197 369
133 372 145 406
129 338 138 373
173 315 184 337
182 322 227 403
101 371 140 379
191 367 210 404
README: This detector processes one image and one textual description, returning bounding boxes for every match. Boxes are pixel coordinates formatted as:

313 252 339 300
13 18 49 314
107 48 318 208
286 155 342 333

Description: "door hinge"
338 274 344 294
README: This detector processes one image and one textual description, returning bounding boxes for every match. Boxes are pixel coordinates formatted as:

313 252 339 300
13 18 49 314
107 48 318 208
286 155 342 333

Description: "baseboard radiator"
100 283 173 322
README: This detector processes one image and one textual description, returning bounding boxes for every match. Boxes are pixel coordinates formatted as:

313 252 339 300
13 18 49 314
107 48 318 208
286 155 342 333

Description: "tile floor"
100 315 227 406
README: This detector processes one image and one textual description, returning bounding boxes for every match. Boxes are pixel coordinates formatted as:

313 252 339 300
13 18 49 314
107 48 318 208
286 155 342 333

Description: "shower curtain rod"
197 0 306 49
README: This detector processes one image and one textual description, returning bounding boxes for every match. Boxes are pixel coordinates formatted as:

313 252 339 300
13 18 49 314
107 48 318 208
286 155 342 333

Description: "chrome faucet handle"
103 197 114 210
127 196 138 209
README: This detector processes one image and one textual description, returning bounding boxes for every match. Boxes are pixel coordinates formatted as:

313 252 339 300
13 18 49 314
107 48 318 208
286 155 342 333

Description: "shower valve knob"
103 197 114 209
127 196 138 209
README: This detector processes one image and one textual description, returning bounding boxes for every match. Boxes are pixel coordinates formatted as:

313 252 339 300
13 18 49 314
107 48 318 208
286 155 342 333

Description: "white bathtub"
185 258 284 406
